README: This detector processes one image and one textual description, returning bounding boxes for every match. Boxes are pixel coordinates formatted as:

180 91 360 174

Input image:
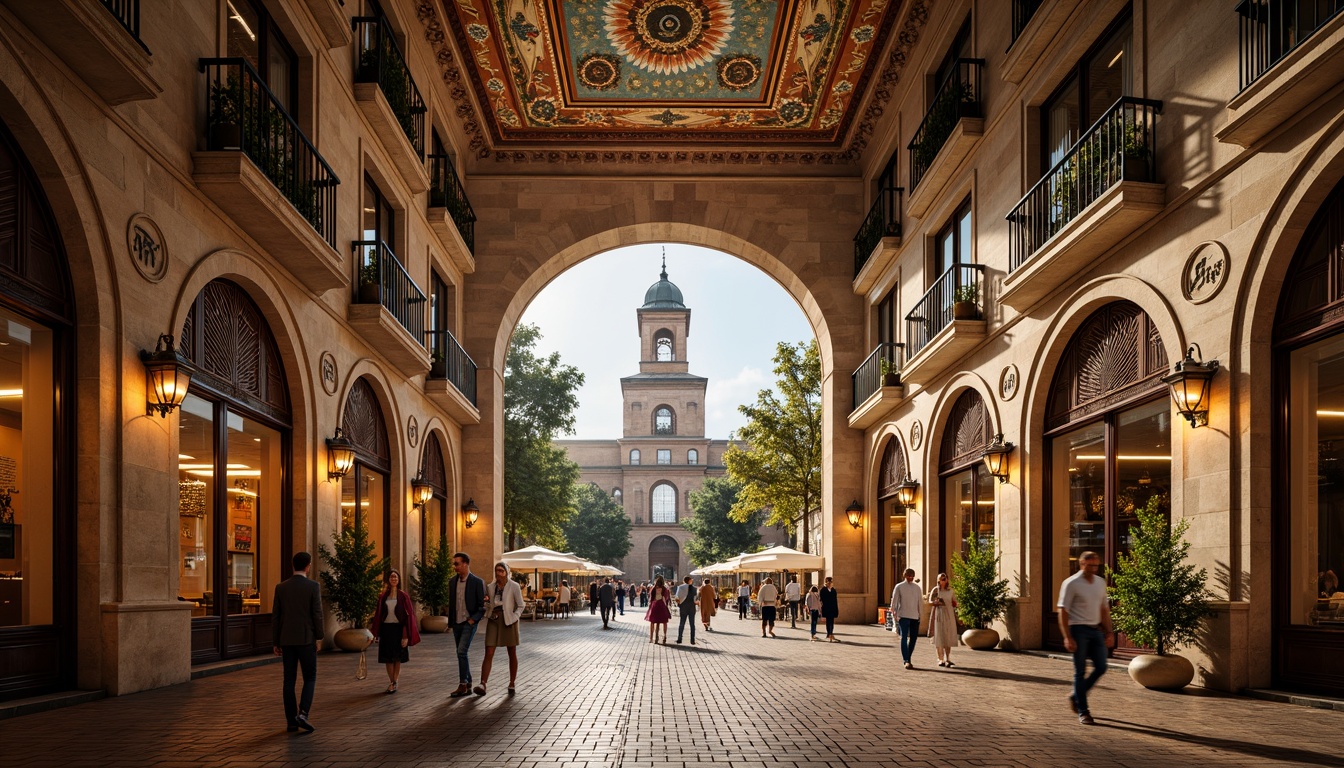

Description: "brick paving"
2 613 1339 767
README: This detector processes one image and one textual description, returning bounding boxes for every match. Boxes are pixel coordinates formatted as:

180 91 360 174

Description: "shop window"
339 377 391 559
651 483 676 523
419 433 448 549
877 437 909 600
938 389 995 565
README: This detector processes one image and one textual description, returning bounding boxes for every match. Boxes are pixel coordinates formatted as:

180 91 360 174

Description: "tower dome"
642 258 686 309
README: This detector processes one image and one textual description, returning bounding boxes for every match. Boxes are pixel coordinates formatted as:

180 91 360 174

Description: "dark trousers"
590 594 597 614
601 603 614 626
788 600 800 626
897 617 920 663
451 622 477 683
737 596 749 618
825 617 835 635
677 611 696 642
281 644 317 725
641 593 648 606
810 611 819 635
617 595 625 614
1070 625 1109 714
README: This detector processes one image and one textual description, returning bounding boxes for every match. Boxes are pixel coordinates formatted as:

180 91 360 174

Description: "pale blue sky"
518 243 815 441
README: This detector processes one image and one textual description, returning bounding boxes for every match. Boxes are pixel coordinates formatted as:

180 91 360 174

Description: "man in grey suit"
273 551 323 733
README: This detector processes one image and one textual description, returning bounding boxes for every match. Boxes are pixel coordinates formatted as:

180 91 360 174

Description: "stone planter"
1127 653 1195 690
960 627 999 650
882 372 900 387
358 282 381 305
333 627 373 652
953 300 978 320
420 615 450 633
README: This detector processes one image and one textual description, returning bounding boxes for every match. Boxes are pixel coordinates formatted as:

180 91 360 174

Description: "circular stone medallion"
407 415 419 448
127 214 168 283
999 364 1020 402
910 420 924 451
1182 241 1230 305
320 352 338 396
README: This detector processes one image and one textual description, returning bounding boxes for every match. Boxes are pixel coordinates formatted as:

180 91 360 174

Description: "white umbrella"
737 545 825 573
501 545 587 572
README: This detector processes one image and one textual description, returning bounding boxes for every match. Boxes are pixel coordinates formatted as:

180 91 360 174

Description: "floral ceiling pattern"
437 0 904 148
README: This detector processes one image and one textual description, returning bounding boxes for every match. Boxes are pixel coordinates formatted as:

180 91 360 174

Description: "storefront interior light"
895 476 919 509
1163 344 1219 428
411 472 434 508
140 334 195 418
981 433 1015 483
326 428 356 479
845 499 863 528
461 497 480 528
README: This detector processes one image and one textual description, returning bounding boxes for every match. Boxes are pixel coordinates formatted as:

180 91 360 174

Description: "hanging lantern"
140 334 195 418
981 433 1015 483
326 428 356 479
1163 344 1219 428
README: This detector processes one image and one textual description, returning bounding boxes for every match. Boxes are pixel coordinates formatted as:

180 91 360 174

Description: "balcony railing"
1238 0 1344 90
429 153 476 254
426 329 478 406
905 263 986 359
852 342 904 407
101 0 146 48
354 15 426 156
200 58 339 247
1007 97 1161 272
908 59 984 191
854 186 903 276
1011 0 1043 44
353 240 426 344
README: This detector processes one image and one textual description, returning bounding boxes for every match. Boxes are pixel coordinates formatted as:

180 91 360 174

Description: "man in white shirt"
784 575 802 629
889 568 922 669
756 577 780 637
674 576 698 645
1057 551 1112 725
737 580 751 620
556 581 572 619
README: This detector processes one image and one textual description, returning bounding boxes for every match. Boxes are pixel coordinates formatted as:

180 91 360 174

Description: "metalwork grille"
180 279 290 420
878 438 908 499
1046 301 1168 430
940 389 992 473
342 377 390 466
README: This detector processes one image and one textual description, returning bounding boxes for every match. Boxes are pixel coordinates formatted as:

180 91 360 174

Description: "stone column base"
100 601 193 695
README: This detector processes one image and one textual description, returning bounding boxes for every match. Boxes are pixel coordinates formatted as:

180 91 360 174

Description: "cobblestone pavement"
2 612 1340 768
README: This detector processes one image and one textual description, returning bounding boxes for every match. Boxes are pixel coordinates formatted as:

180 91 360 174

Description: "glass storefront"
944 466 995 560
880 496 908 600
342 464 387 557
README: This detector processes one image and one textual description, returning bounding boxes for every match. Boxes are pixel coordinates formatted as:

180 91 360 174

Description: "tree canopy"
563 483 633 566
682 476 763 567
723 340 822 551
504 323 585 550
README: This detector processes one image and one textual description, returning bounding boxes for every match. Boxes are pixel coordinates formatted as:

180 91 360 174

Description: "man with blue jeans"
675 576 697 645
446 551 485 698
890 568 922 669
1058 551 1112 725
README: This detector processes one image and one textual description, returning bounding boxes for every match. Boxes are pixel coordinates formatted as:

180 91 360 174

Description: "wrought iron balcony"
429 153 476 255
1007 97 1161 273
854 186 903 277
905 263 986 360
101 0 145 48
1012 0 1043 45
908 59 984 191
852 343 903 409
353 240 426 344
354 16 426 156
1238 0 1344 90
426 329 477 407
200 58 339 248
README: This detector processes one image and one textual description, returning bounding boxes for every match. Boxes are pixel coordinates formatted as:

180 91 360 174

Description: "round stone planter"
333 627 373 652
1127 653 1195 690
420 615 450 634
961 628 1000 650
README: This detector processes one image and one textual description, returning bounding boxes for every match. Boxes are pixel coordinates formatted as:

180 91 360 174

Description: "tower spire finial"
660 247 668 280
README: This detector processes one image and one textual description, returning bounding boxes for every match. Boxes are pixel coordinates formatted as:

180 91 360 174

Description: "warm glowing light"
178 454 195 460
1075 455 1172 461
1318 410 1344 417
185 469 262 478
0 389 21 398
178 463 251 470
226 1 257 41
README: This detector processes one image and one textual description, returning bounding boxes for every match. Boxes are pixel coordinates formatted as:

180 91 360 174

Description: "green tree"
317 517 389 629
563 483 633 565
504 323 585 550
682 477 763 567
951 535 1012 630
723 340 822 551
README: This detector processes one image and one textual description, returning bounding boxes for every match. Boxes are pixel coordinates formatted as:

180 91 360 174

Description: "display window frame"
937 389 995 574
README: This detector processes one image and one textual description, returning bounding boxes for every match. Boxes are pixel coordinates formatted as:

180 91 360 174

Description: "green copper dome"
642 260 685 309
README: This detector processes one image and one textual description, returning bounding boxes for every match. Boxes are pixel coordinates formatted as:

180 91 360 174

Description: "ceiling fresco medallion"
436 0 904 147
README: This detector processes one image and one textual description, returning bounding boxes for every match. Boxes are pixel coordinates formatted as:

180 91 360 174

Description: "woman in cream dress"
927 572 959 667
476 562 524 696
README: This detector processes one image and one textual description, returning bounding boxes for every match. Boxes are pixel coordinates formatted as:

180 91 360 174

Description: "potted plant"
880 356 900 388
1110 496 1214 690
429 347 446 379
317 517 389 651
951 534 1012 650
357 249 382 304
410 538 452 633
207 73 245 150
953 283 979 320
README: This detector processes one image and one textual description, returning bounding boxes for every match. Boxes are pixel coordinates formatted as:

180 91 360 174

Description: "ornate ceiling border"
416 0 930 167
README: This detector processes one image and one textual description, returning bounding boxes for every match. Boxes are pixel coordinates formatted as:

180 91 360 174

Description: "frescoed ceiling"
419 0 922 166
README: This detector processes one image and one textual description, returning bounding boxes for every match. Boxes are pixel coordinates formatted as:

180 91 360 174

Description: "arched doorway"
340 378 391 562
938 390 995 571
0 116 76 700
1044 300 1170 651
649 535 679 582
1273 176 1344 694
418 433 449 551
876 436 910 604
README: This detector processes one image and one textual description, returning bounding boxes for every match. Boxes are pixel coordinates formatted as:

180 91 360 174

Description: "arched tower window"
655 330 674 361
687 449 698 465
651 483 676 523
630 449 641 465
654 406 675 435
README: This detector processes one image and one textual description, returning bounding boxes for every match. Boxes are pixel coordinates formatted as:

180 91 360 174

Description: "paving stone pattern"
2 613 1339 767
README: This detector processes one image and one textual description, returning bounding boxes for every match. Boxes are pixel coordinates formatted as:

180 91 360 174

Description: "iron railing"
1237 0 1344 90
429 153 476 254
1011 0 1044 45
353 240 426 344
854 186 904 276
200 58 339 247
101 0 146 48
908 59 985 191
353 15 426 156
426 329 478 406
905 263 986 359
1006 97 1162 272
852 342 904 408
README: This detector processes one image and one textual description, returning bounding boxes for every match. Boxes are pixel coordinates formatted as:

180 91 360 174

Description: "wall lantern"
326 428 356 479
411 472 434 508
981 433 1015 483
140 334 195 418
895 476 920 509
845 499 864 529
461 497 480 528
1162 344 1219 428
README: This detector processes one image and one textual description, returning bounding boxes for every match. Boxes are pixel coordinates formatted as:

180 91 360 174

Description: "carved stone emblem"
127 214 168 283
320 352 338 396
1182 241 1230 305
1000 364 1020 402
408 415 420 448
909 420 923 451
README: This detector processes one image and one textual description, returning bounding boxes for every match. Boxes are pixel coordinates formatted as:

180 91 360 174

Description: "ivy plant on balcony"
912 79 976 173
1049 118 1151 231
360 44 420 148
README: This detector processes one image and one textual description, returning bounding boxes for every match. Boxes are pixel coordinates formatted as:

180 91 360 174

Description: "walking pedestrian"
641 581 650 607
370 568 420 694
806 585 822 641
675 576 698 645
927 573 959 668
446 551 486 697
589 580 599 615
273 551 322 733
890 568 922 669
476 562 523 697
737 580 750 619
598 576 617 629
555 580 571 619
645 575 672 643
1058 551 1113 725
616 580 627 615
698 578 717 632
784 575 802 629
819 576 840 642
757 577 779 637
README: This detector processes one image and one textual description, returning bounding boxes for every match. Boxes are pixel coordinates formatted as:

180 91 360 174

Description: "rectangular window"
1041 14 1133 174
933 200 973 280
342 465 386 558
657 449 671 465
178 395 217 618
878 288 897 347
1288 335 1344 626
362 175 396 251
225 0 299 117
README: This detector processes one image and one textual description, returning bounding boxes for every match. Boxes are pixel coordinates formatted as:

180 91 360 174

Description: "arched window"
654 406 674 435
687 449 698 465
877 437 910 602
939 390 995 566
649 535 680 581
612 488 623 505
419 434 449 549
655 330 674 361
651 483 676 523
629 449 640 465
